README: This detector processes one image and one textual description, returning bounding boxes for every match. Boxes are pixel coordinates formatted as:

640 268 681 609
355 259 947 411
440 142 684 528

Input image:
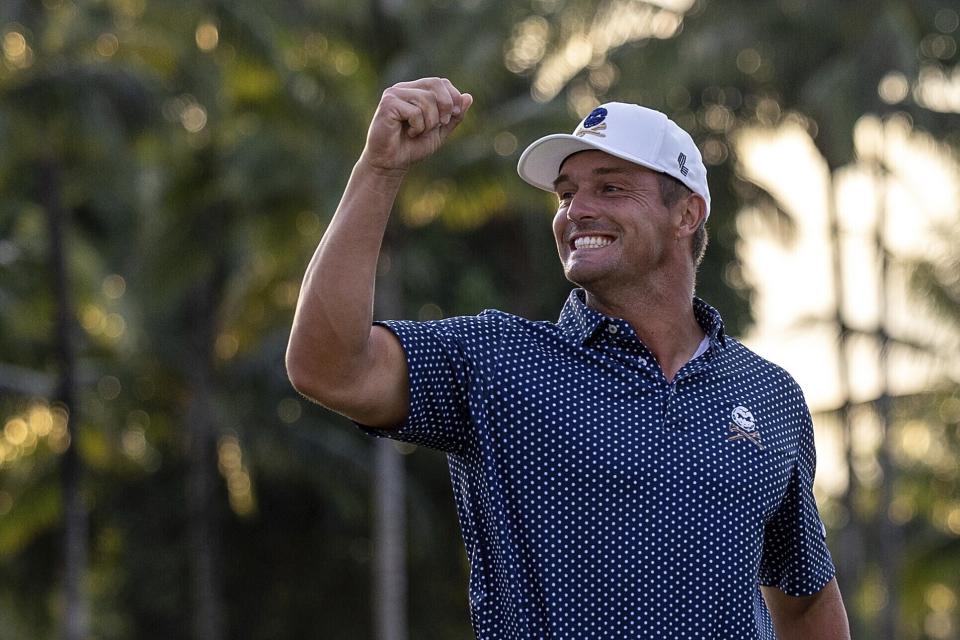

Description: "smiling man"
287 78 850 639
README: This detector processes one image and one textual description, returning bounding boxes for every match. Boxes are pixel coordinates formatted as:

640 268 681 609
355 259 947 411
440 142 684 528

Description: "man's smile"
567 231 617 252
572 235 614 250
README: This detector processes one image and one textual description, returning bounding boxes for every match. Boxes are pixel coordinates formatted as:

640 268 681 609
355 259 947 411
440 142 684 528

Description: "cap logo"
678 152 689 176
575 107 608 138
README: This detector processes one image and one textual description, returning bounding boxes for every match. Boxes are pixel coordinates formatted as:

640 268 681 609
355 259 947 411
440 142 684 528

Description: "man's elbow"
285 344 362 415
285 327 408 428
286 349 316 400
285 344 334 405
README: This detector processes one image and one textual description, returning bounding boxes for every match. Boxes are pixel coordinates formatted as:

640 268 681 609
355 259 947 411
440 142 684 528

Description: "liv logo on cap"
517 101 712 219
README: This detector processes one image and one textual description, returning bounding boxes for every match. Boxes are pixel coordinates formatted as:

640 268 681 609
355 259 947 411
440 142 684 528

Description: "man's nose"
565 192 598 222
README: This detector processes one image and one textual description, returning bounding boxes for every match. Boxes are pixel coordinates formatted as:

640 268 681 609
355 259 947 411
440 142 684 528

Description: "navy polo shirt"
362 289 835 639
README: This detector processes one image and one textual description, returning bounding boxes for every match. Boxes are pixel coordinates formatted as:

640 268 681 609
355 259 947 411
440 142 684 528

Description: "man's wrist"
355 154 409 184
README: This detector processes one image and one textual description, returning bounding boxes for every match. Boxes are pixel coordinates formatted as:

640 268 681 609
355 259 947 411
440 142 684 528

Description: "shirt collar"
693 296 728 349
557 289 608 344
557 288 728 348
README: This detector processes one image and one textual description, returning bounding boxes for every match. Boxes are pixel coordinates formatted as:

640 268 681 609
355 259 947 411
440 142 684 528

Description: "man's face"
551 150 678 291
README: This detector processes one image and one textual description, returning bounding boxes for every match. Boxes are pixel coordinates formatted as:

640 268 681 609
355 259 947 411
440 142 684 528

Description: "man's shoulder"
440 307 554 330
379 307 558 345
465 309 565 347
720 337 806 398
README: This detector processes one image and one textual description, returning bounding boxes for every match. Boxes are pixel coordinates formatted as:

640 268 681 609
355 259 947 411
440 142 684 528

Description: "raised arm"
286 78 473 428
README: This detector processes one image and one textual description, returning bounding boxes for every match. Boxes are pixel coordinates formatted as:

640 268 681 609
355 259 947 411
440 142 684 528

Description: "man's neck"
584 281 704 383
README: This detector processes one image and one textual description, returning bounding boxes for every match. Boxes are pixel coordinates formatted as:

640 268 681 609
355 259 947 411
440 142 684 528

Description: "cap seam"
650 113 669 174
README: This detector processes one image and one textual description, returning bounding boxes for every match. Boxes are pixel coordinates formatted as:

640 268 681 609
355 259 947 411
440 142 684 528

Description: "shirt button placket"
663 380 679 428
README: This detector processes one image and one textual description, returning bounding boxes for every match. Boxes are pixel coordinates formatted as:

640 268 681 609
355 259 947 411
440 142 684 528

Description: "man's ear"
676 194 707 239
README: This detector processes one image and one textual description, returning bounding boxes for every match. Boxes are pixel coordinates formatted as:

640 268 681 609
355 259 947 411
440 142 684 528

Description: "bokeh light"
195 22 219 52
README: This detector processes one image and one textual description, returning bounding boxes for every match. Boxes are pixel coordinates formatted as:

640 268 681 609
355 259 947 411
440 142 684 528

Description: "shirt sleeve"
355 314 498 455
758 407 836 596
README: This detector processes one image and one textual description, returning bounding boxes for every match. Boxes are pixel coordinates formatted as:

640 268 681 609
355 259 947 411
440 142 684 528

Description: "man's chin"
563 265 605 289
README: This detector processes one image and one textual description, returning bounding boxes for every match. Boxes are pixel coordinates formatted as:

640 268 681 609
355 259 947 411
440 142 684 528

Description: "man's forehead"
554 151 656 187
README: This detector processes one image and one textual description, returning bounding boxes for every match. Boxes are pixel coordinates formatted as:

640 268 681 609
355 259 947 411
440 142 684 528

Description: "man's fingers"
440 92 473 139
438 79 473 124
437 78 460 124
457 92 473 118
386 87 442 137
389 78 468 132
388 98 426 137
366 78 471 170
417 94 441 136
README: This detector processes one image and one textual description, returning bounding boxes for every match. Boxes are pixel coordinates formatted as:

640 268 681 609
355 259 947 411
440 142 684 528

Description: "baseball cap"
517 102 711 218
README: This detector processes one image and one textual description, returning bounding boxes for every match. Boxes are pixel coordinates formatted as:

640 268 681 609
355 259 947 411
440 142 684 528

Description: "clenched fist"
359 77 473 174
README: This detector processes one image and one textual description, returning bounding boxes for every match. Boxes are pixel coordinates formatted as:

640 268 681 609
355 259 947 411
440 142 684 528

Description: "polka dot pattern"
360 289 835 639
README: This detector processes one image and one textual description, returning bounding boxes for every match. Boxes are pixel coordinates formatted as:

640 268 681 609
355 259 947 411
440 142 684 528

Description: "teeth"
574 236 613 250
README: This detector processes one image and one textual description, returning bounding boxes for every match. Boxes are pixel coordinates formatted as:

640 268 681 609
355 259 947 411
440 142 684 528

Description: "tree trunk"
186 369 224 640
873 153 899 640
825 170 864 637
184 260 228 640
371 238 408 640
40 157 89 640
373 439 407 640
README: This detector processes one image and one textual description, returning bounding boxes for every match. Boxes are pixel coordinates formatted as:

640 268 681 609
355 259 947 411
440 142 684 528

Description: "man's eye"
558 192 574 203
603 185 621 193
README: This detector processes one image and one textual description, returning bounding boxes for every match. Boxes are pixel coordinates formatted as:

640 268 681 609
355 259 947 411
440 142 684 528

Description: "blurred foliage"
0 0 958 638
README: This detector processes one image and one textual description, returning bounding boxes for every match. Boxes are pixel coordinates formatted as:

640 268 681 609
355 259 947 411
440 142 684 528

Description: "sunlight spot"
925 611 954 639
103 313 126 339
3 31 26 59
524 2 691 102
948 507 960 536
935 9 959 34
181 103 208 132
736 48 762 74
404 181 452 227
418 303 444 321
217 433 256 516
4 419 28 446
96 33 119 58
888 494 916 524
2 29 32 68
277 398 302 424
215 333 239 360
899 420 931 460
98 376 122 401
102 274 126 299
122 427 147 460
333 49 359 76
878 71 909 104
494 132 518 157
195 22 219 52
505 15 550 73
914 64 960 113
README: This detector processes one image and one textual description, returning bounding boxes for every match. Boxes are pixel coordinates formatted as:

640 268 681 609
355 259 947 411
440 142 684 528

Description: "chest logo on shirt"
727 405 763 449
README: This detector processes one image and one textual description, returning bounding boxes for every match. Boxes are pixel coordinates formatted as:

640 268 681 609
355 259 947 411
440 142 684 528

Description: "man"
286 77 850 639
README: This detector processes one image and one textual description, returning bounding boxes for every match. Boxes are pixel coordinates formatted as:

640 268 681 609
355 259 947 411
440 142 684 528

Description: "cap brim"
517 133 668 192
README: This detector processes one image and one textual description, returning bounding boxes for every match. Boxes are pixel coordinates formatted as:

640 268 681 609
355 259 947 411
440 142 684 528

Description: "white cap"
517 102 711 218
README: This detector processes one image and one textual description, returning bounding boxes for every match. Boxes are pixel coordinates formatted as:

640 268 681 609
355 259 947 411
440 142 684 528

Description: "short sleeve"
356 315 498 454
758 409 836 596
